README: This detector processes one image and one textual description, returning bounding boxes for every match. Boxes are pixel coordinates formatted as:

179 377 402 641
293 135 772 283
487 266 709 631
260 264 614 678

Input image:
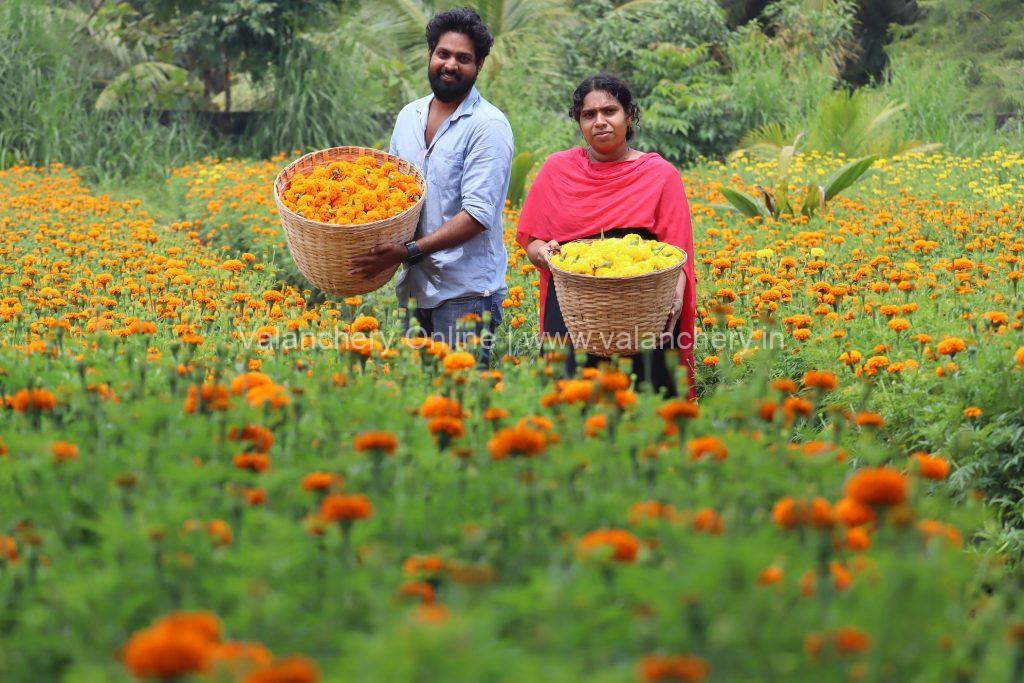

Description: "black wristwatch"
403 240 423 265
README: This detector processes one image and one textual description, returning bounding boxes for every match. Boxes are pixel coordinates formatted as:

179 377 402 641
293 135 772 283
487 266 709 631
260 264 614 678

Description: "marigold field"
2 152 1024 682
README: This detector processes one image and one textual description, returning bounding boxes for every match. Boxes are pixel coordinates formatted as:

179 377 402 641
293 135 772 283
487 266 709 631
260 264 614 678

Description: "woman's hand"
664 295 683 333
527 239 561 269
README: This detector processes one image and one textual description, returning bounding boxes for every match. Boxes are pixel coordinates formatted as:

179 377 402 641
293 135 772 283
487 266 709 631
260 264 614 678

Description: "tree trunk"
222 50 232 113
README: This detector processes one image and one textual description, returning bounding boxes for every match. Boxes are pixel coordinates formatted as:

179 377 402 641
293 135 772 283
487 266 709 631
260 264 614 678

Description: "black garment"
541 228 679 398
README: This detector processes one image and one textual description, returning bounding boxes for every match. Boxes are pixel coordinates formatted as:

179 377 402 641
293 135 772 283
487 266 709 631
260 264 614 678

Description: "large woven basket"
549 240 687 356
273 146 426 296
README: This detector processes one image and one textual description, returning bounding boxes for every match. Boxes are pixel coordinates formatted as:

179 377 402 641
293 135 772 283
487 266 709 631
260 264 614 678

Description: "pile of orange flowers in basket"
280 155 420 225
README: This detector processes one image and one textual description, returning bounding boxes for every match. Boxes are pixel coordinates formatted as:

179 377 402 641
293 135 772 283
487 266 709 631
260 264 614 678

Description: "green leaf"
822 154 877 202
507 150 536 209
720 187 769 218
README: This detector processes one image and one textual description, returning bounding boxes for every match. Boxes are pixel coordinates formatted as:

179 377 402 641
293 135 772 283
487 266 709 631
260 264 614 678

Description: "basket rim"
272 146 426 232
548 239 688 282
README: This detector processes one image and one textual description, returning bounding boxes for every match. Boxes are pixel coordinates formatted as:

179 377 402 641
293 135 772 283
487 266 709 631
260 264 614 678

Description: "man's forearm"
416 211 485 256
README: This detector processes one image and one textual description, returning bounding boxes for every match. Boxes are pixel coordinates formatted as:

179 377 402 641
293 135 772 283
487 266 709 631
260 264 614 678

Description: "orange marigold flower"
123 615 218 679
658 400 700 422
242 656 320 683
244 488 266 506
184 384 231 413
228 424 274 453
936 337 966 356
598 370 631 393
559 379 595 404
207 520 233 546
772 497 801 529
234 453 271 473
483 407 509 421
427 416 464 439
413 603 450 625
301 472 339 492
1015 347 1024 365
488 424 547 459
835 498 876 527
692 508 724 535
350 316 379 333
418 395 462 418
578 529 641 563
1 536 18 563
209 641 273 672
888 317 910 332
853 411 884 428
397 581 436 604
834 627 872 655
584 413 608 437
353 430 399 454
918 519 962 547
636 653 710 682
757 566 784 586
52 440 79 463
913 452 950 480
962 406 982 419
615 389 638 409
802 370 837 391
628 501 675 526
808 497 834 527
442 351 476 372
10 387 58 412
230 372 273 395
403 554 445 576
686 436 727 461
770 378 798 394
320 493 373 522
845 467 907 507
245 383 291 409
845 526 871 551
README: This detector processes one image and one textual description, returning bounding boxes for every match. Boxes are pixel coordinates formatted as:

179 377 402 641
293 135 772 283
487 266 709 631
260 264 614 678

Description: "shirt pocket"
429 149 464 193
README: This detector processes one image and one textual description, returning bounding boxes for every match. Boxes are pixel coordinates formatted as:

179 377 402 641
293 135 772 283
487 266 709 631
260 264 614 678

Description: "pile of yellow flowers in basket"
551 234 685 277
280 155 421 225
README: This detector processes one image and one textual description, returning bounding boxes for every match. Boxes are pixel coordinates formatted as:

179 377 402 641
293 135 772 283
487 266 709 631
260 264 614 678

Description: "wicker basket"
548 240 687 356
273 146 426 296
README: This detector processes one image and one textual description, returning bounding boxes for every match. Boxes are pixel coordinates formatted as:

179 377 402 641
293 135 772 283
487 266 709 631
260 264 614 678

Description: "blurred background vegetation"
2 0 1022 185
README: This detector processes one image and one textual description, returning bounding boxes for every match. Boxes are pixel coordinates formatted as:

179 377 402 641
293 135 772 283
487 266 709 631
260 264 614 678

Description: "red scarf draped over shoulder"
516 147 697 399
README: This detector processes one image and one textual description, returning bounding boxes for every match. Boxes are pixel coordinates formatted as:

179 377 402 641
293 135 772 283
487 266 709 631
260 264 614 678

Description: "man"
350 7 513 366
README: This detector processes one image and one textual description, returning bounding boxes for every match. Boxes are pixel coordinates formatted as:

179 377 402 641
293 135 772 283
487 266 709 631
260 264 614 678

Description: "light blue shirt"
389 86 513 309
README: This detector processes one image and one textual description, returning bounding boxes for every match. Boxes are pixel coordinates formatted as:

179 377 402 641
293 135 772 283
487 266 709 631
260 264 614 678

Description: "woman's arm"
525 238 561 270
665 269 686 332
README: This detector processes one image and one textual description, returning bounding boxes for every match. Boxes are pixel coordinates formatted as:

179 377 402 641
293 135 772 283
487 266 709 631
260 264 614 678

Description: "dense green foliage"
2 0 1022 180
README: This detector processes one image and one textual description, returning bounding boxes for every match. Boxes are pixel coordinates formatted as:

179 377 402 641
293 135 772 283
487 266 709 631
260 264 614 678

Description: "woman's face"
578 90 629 155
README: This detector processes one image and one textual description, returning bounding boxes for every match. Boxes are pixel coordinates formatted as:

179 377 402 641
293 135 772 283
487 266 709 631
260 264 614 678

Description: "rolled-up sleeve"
460 119 514 231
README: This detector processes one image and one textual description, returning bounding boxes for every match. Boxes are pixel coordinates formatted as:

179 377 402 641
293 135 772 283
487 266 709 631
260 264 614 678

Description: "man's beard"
428 66 476 103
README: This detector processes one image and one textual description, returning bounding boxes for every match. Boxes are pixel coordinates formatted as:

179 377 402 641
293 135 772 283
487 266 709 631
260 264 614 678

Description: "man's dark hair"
569 73 642 141
425 7 494 63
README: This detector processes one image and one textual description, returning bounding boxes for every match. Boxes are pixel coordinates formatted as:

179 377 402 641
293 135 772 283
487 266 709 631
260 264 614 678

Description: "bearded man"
350 7 513 366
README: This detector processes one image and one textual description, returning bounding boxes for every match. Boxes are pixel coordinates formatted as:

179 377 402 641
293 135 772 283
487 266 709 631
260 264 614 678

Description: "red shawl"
516 147 697 399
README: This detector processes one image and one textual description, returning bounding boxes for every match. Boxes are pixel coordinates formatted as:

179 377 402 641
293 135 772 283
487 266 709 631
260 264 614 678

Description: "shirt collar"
415 86 481 122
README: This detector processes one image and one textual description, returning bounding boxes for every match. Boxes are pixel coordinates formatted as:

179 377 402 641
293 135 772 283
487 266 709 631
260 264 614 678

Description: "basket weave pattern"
549 240 686 357
273 146 426 296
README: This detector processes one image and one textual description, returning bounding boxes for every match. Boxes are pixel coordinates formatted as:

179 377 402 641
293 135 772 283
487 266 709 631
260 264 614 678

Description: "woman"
516 73 696 399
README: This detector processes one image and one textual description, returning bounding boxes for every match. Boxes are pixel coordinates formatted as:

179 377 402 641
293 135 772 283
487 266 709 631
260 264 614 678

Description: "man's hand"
348 243 407 279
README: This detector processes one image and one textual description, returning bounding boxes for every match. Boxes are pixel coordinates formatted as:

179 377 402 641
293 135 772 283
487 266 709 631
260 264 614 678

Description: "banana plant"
721 135 876 220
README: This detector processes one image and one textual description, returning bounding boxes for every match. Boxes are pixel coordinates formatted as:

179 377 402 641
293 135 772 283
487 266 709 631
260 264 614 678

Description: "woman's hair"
568 73 641 141
425 7 494 63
